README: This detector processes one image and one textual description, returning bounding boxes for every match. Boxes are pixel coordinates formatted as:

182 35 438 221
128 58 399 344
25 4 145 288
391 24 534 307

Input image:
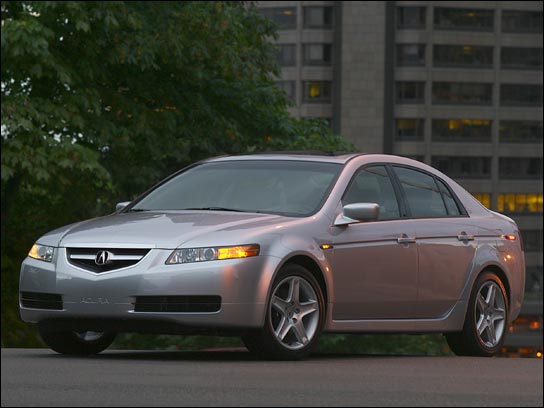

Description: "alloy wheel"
474 281 506 348
269 276 320 350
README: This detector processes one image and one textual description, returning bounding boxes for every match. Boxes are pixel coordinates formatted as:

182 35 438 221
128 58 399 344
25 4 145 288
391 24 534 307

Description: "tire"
243 264 326 360
445 271 508 357
39 328 116 355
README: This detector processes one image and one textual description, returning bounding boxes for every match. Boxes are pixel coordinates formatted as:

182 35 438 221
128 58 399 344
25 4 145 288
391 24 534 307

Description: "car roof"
205 152 365 164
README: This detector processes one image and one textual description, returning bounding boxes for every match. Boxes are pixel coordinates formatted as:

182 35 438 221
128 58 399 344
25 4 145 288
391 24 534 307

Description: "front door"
330 165 419 320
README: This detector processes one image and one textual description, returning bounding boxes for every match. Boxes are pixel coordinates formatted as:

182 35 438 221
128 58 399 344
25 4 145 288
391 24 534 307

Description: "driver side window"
343 165 401 220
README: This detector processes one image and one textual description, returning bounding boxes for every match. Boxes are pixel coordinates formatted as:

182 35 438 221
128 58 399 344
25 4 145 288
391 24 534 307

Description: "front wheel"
445 272 508 357
39 328 116 355
243 264 326 360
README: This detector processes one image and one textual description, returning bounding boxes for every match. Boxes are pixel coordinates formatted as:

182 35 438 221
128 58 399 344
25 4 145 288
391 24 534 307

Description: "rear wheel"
445 271 508 357
243 264 325 360
39 328 116 355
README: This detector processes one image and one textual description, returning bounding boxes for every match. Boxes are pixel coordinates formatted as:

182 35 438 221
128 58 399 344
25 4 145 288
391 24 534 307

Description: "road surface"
1 348 542 406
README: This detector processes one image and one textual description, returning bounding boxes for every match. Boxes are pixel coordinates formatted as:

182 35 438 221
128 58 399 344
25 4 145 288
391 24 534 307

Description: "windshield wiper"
125 208 150 212
181 207 247 212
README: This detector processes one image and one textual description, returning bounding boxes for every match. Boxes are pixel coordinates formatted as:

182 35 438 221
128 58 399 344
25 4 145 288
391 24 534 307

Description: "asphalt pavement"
1 348 542 406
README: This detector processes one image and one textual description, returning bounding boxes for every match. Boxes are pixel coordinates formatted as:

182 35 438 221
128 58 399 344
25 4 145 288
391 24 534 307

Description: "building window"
260 7 297 30
277 44 296 67
303 6 333 29
501 47 543 70
521 230 543 253
499 158 543 179
303 44 332 66
397 6 426 29
434 7 494 32
303 81 332 103
396 82 425 104
433 82 492 105
472 193 491 208
500 84 543 107
395 119 425 141
433 45 493 68
500 121 543 143
526 266 543 294
431 156 492 178
275 81 296 102
396 44 426 66
502 10 543 34
432 119 492 142
497 194 543 214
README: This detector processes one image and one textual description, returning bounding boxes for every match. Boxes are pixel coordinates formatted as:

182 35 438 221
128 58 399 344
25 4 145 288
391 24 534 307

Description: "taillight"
504 231 523 251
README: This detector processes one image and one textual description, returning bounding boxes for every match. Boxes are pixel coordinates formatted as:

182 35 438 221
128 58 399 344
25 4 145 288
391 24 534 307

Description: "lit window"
303 81 332 103
497 194 543 214
432 119 491 142
472 193 491 208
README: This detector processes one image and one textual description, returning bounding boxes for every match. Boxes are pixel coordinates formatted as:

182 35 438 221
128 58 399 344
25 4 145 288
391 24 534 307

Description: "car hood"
42 211 286 249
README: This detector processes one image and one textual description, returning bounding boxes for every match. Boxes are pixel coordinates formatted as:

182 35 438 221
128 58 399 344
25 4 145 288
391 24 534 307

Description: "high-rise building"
258 0 543 357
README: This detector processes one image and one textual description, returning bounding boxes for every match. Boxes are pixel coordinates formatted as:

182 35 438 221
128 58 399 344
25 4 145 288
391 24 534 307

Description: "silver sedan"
20 153 525 359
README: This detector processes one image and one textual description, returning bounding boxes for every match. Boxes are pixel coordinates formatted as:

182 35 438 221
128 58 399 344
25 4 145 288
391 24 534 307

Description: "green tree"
1 1 353 347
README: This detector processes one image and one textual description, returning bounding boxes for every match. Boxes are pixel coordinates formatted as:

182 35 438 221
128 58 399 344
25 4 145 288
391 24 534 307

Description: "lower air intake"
20 292 63 310
134 296 221 313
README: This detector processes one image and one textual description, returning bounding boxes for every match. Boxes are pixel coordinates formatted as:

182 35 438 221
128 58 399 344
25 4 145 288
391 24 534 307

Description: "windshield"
131 160 342 217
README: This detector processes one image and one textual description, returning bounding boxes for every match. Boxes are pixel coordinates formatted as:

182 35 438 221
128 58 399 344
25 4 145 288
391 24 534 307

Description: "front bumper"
19 248 280 332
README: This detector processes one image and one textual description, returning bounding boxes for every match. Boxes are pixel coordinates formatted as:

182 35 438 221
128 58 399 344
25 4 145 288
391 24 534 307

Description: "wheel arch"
478 264 511 310
281 255 329 307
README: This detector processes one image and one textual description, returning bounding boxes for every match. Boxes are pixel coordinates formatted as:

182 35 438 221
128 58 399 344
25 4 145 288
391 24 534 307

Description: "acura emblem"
95 250 114 266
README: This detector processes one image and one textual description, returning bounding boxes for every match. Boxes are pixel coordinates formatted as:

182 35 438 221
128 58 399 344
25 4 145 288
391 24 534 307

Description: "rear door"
392 166 477 318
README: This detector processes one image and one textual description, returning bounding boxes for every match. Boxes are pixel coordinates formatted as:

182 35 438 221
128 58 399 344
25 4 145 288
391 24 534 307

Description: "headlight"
166 244 260 265
28 244 55 262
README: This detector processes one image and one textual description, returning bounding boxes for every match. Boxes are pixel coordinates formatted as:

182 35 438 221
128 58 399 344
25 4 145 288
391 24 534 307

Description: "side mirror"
116 201 131 211
334 203 380 226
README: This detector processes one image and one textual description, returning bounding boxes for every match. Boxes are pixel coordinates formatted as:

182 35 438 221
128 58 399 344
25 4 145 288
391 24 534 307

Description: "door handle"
457 233 474 242
397 235 416 244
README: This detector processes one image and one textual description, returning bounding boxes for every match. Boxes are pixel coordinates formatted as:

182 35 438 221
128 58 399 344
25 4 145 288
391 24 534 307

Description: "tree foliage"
1 1 354 347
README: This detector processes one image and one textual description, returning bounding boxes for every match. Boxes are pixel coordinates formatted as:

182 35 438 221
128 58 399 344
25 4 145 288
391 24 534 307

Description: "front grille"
134 296 221 313
20 292 63 310
67 247 151 273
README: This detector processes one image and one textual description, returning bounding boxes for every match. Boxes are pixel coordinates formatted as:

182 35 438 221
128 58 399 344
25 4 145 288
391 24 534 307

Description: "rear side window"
436 178 462 216
394 166 448 218
343 166 401 220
